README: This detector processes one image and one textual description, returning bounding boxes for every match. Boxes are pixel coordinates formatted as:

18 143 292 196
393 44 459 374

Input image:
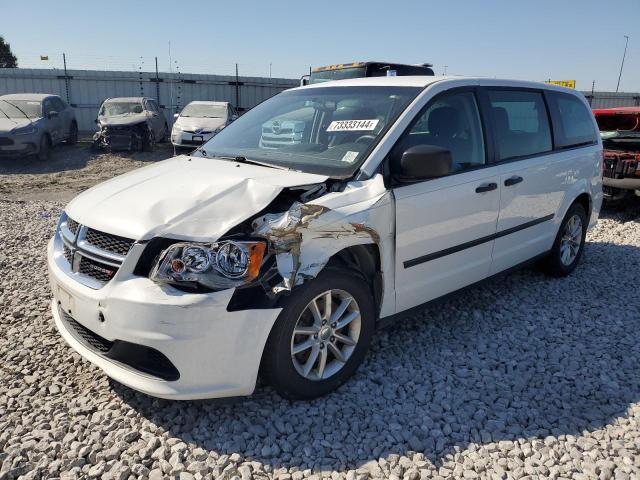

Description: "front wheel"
36 135 51 161
539 203 587 277
262 269 375 400
65 122 78 145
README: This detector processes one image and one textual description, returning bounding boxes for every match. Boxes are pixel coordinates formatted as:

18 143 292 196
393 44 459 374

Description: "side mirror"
394 145 453 180
94 118 99 124
231 114 238 121
48 111 59 119
173 113 179 119
300 75 310 86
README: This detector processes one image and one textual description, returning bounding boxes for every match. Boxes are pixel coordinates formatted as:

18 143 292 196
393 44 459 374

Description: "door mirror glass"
395 145 453 180
173 113 179 119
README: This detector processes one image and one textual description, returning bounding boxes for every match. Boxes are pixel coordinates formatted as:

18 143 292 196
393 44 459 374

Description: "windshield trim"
198 86 422 179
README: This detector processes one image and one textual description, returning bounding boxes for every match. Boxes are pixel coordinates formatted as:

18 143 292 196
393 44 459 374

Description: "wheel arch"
324 244 383 317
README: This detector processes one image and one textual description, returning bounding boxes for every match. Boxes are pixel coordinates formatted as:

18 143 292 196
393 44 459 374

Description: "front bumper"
171 130 215 147
0 135 38 157
47 237 281 400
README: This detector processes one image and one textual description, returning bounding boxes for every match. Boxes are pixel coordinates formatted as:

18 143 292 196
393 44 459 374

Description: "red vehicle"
593 107 640 200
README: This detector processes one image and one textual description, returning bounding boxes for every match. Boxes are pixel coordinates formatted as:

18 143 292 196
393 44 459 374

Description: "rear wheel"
36 135 51 161
262 269 375 399
540 203 587 277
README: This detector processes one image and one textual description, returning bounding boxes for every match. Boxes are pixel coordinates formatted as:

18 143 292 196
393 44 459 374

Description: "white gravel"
1 198 639 480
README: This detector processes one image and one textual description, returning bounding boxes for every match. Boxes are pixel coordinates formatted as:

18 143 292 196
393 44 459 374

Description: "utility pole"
589 80 595 106
155 56 160 104
62 53 70 104
616 35 629 93
443 65 448 75
235 63 240 109
269 62 272 81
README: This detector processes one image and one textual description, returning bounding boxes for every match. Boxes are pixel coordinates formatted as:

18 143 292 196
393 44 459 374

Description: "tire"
262 268 375 400
65 122 78 145
36 135 51 161
142 129 154 151
157 123 168 143
539 203 587 277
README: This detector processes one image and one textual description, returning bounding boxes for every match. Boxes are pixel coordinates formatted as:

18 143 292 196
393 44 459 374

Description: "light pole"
616 35 629 93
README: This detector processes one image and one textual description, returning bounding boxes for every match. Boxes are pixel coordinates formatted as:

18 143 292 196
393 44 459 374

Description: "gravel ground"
0 137 174 203
1 197 640 480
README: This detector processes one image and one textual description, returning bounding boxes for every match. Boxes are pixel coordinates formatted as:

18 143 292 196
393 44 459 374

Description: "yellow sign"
545 80 576 89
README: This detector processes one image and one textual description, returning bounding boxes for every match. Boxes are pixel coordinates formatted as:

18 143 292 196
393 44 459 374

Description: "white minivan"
48 76 602 400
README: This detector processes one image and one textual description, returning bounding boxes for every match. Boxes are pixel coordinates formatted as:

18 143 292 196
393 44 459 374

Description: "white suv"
47 76 602 400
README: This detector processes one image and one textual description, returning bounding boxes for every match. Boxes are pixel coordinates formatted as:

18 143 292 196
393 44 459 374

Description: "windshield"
196 86 420 177
181 103 227 118
99 102 144 116
309 67 367 84
0 99 42 119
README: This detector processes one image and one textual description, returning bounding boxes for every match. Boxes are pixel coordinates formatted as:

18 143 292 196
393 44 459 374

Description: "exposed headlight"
150 240 267 289
172 124 183 133
13 125 38 135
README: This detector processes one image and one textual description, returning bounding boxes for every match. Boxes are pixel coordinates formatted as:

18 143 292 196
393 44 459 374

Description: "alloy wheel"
290 289 361 381
560 214 582 266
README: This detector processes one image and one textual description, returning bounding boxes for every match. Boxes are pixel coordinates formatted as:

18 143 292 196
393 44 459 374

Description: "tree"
0 36 18 68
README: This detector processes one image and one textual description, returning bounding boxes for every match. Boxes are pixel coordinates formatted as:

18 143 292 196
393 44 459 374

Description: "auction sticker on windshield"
327 119 379 132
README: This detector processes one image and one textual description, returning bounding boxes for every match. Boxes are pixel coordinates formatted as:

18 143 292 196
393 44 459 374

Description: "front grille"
63 245 73 263
60 308 113 353
57 214 137 288
85 228 134 256
181 139 204 145
0 137 13 146
67 217 79 235
79 256 117 283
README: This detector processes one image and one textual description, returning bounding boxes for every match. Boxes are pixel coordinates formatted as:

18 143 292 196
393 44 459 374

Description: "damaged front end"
92 121 154 152
150 174 394 314
594 107 640 200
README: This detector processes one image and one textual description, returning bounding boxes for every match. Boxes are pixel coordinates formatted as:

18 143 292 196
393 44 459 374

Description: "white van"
48 76 602 400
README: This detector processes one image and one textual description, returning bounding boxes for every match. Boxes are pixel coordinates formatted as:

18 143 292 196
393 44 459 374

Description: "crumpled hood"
98 113 149 127
174 116 226 132
0 117 35 134
65 155 328 241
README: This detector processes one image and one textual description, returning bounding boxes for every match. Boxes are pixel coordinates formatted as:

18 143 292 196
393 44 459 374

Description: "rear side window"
546 91 597 148
488 90 552 160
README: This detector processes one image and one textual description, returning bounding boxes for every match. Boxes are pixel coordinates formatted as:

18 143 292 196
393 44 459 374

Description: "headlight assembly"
13 124 38 136
150 240 267 289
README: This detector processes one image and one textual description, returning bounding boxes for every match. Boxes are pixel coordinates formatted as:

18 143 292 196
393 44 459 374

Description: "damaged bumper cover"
93 123 151 151
602 150 640 196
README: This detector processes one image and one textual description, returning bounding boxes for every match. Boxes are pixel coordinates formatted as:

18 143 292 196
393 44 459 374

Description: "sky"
2 0 639 92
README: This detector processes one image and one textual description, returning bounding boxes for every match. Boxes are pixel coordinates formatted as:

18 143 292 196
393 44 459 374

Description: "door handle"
504 176 523 187
475 182 498 193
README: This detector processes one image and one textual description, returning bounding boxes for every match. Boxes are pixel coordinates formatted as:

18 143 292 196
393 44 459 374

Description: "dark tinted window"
43 99 54 116
547 91 597 148
52 97 66 112
394 91 486 173
488 90 552 160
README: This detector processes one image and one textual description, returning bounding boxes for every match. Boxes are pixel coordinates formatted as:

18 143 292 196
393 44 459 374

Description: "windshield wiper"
3 101 33 122
0 105 15 122
213 153 289 170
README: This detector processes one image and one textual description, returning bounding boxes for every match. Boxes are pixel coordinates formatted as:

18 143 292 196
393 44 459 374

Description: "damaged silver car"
48 76 601 400
92 97 168 151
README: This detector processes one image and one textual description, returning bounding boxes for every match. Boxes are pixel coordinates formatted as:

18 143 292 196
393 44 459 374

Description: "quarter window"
488 90 552 160
546 91 597 148
393 91 486 173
